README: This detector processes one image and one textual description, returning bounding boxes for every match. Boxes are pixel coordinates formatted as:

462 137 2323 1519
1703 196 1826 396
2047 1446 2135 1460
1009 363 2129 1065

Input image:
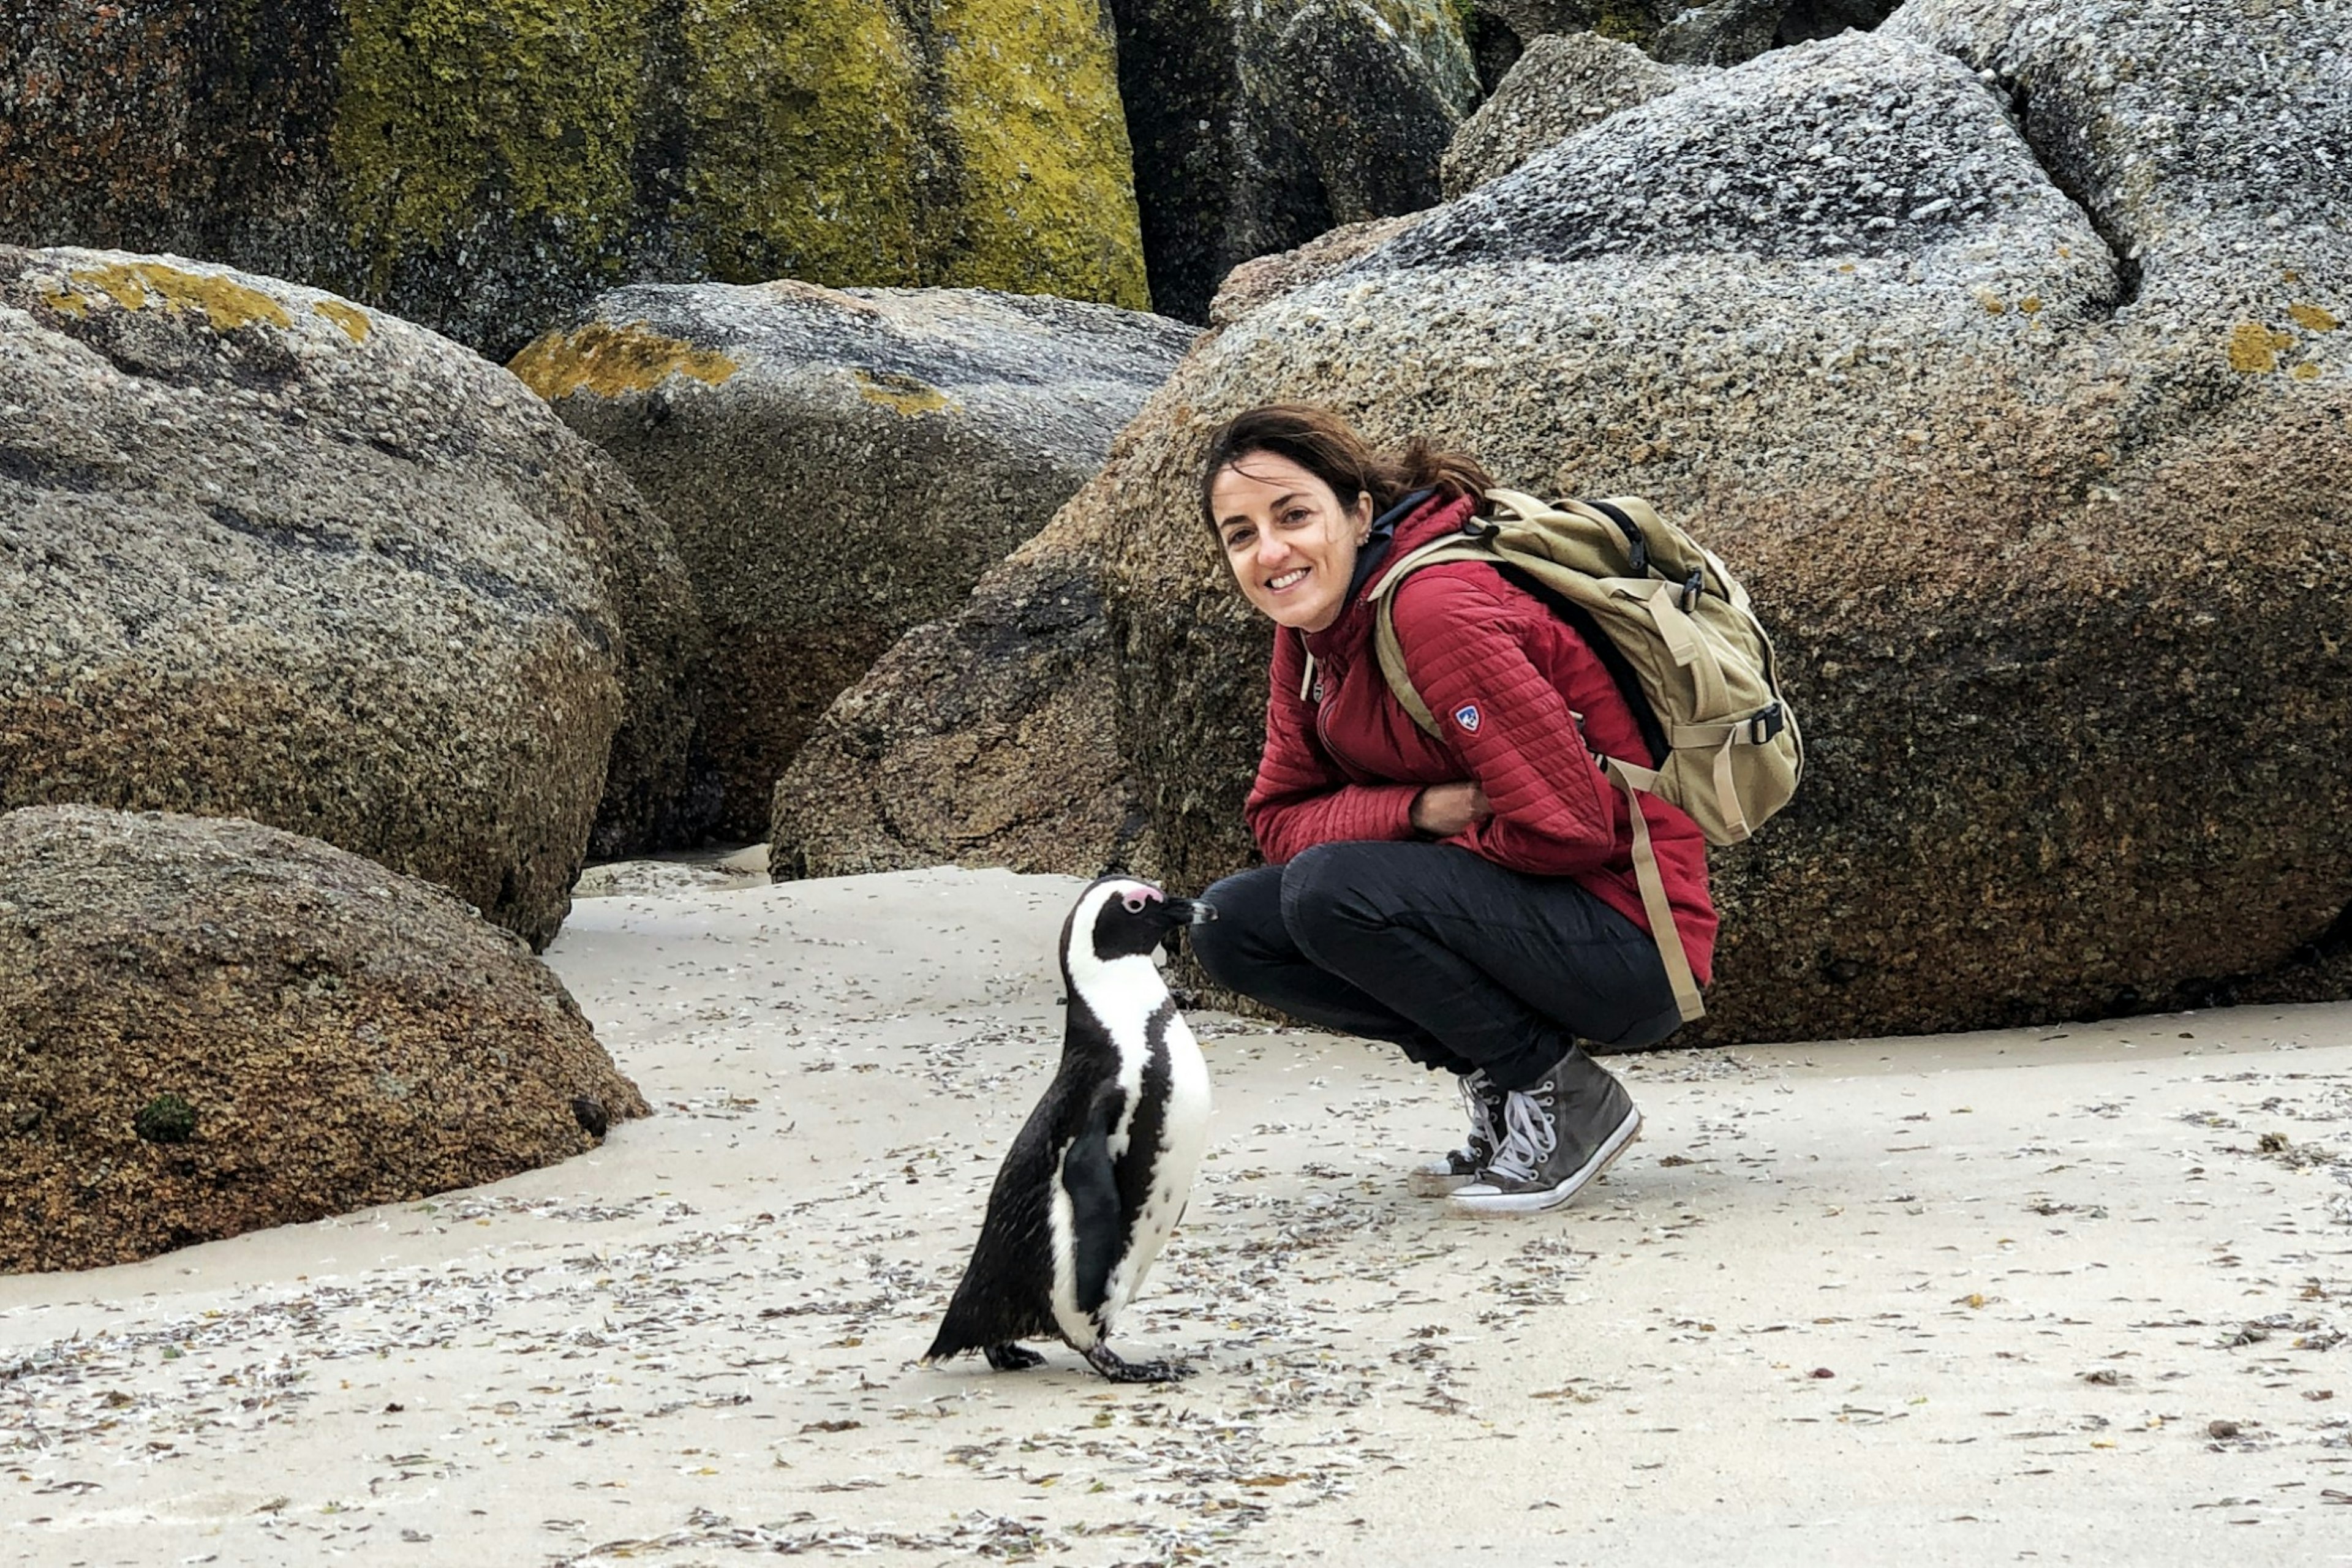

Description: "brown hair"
1198 404 1495 535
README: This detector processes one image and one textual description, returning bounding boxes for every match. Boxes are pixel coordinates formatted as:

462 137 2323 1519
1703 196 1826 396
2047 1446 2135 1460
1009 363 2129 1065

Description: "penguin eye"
1123 895 1148 914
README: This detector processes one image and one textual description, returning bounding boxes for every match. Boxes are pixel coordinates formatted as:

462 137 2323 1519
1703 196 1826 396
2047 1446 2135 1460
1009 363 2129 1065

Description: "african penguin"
924 875 1216 1383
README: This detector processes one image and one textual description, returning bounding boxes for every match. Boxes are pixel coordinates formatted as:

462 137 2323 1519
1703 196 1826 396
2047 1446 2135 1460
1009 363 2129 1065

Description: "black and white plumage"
924 875 1216 1382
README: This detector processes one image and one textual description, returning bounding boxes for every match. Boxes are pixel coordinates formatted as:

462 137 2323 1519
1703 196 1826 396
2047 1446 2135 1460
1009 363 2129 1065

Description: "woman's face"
1208 453 1372 634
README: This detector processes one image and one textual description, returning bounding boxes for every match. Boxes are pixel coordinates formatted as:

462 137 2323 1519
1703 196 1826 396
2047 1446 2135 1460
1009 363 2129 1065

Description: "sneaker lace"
1487 1086 1559 1182
1457 1071 1501 1155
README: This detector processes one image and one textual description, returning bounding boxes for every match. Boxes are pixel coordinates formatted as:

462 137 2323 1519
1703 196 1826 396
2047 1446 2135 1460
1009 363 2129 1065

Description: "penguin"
924 875 1217 1382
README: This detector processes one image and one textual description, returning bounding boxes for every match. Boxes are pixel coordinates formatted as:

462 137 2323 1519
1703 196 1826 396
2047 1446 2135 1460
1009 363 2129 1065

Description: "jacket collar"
1340 485 1431 603
1300 488 1481 662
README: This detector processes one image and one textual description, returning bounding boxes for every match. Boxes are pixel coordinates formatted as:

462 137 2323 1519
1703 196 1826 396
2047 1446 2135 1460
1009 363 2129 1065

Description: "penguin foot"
1083 1342 1190 1384
984 1343 1046 1372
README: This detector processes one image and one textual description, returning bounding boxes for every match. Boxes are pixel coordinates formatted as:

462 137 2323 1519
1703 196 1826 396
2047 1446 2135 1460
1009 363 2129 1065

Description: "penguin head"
1068 875 1218 964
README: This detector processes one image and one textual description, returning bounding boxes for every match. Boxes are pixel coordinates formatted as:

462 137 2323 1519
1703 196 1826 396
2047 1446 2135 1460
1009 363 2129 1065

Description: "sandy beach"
4 863 2348 1566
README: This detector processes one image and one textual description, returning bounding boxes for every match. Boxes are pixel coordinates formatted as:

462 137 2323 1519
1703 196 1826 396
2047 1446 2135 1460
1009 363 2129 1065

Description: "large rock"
1207 214 1425 326
0 806 649 1274
0 2 1148 359
514 281 1195 841
916 12 2347 1044
0 247 703 946
1654 1 1901 66
768 472 1157 880
1441 31 1707 198
1469 2 1896 64
1471 3 1679 55
1109 0 1480 322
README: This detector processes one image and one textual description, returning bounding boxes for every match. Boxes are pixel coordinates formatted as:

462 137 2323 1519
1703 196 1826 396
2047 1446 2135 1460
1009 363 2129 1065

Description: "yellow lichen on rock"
2227 320 2294 372
931 0 1150 309
330 0 649 286
851 367 952 417
508 320 742 402
313 300 373 343
45 263 293 331
680 0 929 288
69 266 152 313
2288 302 2340 333
678 0 1147 310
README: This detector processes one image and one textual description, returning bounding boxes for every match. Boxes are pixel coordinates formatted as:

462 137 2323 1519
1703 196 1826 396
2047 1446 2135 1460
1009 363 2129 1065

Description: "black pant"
1190 842 1682 1091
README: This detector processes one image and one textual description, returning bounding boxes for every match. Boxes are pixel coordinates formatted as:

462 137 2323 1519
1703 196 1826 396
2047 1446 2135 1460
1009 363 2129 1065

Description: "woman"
1186 405 1715 1215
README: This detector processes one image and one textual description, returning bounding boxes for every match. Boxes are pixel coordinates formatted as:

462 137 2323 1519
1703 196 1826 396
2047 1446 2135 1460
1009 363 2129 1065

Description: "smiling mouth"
1267 568 1308 591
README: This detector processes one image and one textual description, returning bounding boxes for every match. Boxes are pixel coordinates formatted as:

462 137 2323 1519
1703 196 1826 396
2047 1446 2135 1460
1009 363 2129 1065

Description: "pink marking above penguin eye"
1112 881 1163 914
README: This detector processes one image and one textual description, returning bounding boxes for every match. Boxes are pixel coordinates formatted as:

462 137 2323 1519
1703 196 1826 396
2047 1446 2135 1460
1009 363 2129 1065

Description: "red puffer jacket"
1244 490 1717 986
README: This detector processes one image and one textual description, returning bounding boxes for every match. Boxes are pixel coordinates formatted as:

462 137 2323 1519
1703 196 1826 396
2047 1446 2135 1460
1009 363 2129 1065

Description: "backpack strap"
1365 533 1500 738
1603 759 1708 1023
1618 715 1764 843
1634 582 1733 719
1483 487 1555 522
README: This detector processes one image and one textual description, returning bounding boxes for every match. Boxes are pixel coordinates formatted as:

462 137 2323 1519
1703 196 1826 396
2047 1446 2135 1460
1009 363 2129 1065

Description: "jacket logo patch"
1452 703 1482 733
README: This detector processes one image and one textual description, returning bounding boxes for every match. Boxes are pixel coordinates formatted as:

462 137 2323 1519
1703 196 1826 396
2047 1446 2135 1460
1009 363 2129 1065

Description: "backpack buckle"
1584 499 1650 575
1681 567 1705 613
1746 703 1785 744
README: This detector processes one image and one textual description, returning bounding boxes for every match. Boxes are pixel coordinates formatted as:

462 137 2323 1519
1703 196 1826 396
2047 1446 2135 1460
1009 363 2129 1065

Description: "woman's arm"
1389 569 1623 875
1244 629 1423 864
1409 780 1490 836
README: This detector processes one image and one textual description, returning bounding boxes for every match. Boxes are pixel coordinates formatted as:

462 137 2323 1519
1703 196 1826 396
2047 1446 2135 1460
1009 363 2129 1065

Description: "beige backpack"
1363 488 1804 1023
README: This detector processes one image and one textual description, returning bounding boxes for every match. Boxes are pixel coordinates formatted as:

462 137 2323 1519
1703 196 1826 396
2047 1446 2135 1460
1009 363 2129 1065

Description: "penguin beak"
1169 899 1217 925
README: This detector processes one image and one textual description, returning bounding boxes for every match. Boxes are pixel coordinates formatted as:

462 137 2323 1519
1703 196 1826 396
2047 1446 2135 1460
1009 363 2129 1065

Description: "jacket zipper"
1312 654 1338 756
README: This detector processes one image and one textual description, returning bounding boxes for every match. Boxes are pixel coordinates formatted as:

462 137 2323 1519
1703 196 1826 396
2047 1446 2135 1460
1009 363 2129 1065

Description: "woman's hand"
1411 781 1491 837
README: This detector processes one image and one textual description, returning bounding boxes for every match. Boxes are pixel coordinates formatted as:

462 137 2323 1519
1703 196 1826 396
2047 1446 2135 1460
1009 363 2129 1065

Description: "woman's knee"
1186 864 1286 989
1278 845 1424 976
1276 842 1389 944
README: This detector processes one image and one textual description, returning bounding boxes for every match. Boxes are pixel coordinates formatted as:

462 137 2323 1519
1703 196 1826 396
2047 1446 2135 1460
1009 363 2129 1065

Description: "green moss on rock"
680 0 930 287
678 0 1148 308
932 0 1151 308
13 2 1151 350
330 0 651 288
1594 6 1665 50
134 1093 198 1145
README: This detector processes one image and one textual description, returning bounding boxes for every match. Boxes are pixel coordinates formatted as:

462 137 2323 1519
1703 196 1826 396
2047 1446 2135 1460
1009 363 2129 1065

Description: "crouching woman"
1186 404 1715 1214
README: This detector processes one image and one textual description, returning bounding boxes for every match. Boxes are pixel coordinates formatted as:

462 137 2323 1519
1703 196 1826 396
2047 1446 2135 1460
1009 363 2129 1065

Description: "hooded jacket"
1244 489 1717 986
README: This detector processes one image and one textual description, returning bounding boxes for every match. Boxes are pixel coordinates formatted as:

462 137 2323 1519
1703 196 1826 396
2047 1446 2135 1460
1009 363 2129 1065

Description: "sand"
2 863 2347 1566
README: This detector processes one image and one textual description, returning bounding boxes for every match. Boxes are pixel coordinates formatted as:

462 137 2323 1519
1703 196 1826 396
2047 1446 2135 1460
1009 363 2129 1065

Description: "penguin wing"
1061 1079 1128 1317
926 1085 1082 1360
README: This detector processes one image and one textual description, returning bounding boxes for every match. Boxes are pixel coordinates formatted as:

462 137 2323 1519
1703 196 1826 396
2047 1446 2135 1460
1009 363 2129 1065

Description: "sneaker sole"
1447 1106 1643 1216
1408 1166 1480 1198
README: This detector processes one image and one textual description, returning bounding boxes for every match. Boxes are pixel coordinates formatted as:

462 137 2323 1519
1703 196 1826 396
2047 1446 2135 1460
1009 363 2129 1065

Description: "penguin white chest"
1133 1016 1210 1212
1099 1009 1210 1324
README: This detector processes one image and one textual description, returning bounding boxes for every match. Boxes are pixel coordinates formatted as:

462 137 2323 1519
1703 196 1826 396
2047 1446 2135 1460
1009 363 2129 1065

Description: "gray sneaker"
1409 1069 1509 1196
1449 1049 1641 1215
